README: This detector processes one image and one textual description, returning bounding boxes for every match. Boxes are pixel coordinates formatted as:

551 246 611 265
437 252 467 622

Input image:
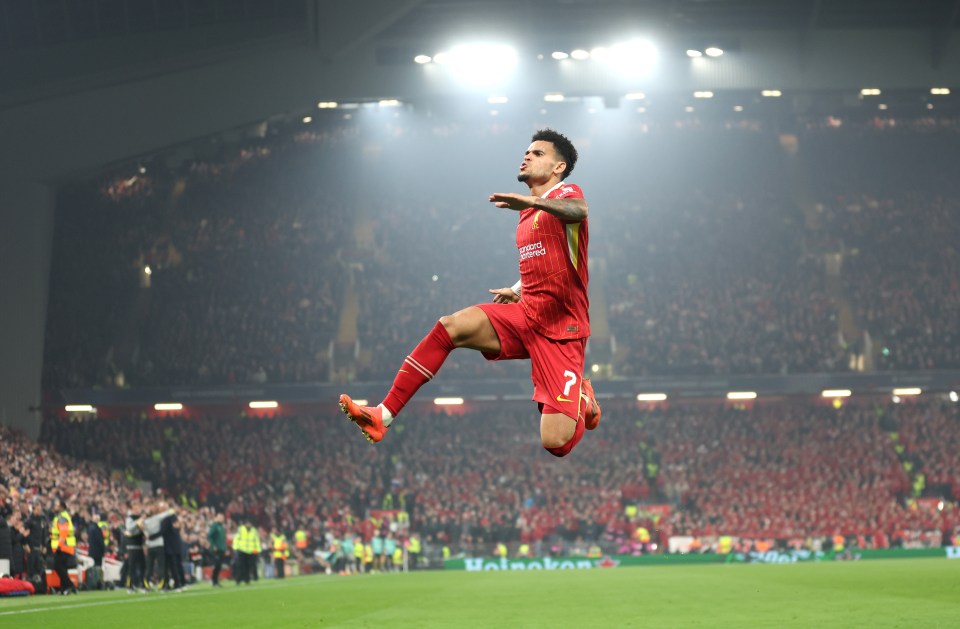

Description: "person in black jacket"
23 502 49 593
161 507 185 591
123 502 146 592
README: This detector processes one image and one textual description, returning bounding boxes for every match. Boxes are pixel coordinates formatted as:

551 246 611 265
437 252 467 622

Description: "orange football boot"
339 394 388 443
581 378 602 430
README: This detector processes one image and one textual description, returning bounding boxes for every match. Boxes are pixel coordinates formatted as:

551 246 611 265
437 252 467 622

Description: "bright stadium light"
317 101 338 109
705 47 724 57
761 90 782 98
727 392 757 400
302 116 312 124
487 95 509 104
950 391 959 403
434 397 464 405
378 99 402 107
65 405 95 413
733 105 744 112
414 54 432 64
822 390 852 398
592 39 658 76
892 388 922 396
931 87 951 95
636 393 668 402
154 403 183 411
551 51 569 60
878 103 888 110
544 93 565 102
144 265 152 276
352 399 368 406
693 91 714 98
686 49 703 58
249 401 279 409
570 49 590 60
432 43 519 85
860 88 882 96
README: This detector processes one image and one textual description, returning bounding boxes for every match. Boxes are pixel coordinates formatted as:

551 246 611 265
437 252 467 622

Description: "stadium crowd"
32 396 960 560
40 115 960 389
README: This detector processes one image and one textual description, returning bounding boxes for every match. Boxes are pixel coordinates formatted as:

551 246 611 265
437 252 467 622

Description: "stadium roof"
381 0 960 37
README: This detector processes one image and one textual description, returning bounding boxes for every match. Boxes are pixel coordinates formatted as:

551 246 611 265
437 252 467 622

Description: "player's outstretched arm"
489 193 588 221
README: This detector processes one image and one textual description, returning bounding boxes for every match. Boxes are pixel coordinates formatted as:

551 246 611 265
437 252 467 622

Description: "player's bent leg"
439 306 502 354
541 411 584 457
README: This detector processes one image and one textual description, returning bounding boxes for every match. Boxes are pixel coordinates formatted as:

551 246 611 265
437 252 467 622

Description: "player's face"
517 141 564 184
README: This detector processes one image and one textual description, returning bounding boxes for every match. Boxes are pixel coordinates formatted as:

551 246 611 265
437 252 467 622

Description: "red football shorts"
476 302 587 422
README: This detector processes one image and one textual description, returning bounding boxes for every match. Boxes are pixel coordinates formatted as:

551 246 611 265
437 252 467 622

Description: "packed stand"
803 125 960 370
38 396 960 558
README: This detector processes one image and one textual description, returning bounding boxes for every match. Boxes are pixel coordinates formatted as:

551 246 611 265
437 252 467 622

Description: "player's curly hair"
532 128 578 179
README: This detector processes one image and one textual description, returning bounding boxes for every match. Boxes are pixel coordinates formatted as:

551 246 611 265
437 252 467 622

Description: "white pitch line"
0 578 324 616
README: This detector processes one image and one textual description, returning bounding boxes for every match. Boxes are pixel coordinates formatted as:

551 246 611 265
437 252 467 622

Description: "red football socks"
381 321 456 418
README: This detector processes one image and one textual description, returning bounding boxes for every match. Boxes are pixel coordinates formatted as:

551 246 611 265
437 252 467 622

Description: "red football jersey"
516 182 590 340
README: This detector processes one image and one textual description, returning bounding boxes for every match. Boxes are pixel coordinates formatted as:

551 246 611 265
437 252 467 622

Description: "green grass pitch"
2 559 958 627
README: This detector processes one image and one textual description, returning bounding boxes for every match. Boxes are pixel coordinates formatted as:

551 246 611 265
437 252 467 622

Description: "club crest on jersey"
532 210 543 229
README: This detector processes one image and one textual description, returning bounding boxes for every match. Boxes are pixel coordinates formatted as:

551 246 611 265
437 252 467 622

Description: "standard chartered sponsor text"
519 241 547 260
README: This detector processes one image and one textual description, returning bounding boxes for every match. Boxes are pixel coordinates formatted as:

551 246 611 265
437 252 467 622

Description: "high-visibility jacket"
363 544 374 564
494 543 508 558
50 511 76 554
517 543 531 557
294 529 308 549
353 539 364 560
407 536 421 554
98 520 111 547
272 534 289 560
234 525 256 553
635 527 651 543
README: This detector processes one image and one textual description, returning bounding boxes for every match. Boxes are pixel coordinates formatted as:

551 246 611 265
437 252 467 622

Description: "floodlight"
65 405 95 413
686 49 703 58
154 403 183 411
414 54 432 64
433 43 519 86
570 49 590 60
593 39 658 76
544 93 565 102
249 401 278 409
434 397 464 405
693 91 714 99
821 390 852 398
636 393 668 402
727 392 757 400
705 47 724 57
551 51 569 60
761 90 782 97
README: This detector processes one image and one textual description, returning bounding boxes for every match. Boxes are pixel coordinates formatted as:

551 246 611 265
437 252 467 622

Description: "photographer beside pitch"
341 128 601 455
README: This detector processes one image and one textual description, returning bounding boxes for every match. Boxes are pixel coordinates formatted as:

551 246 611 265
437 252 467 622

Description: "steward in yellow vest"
50 501 77 594
271 528 289 579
